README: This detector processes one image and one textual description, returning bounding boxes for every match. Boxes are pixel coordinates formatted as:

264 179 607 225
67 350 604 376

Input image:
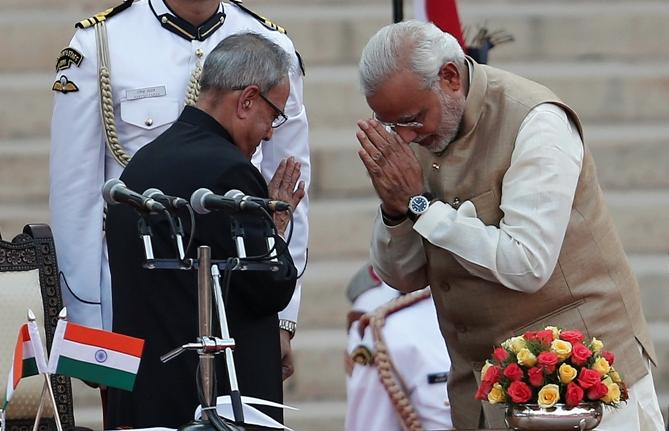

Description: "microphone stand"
153 213 283 430
137 216 155 260
174 214 186 260
230 218 247 259
162 246 239 431
262 216 278 263
211 264 244 423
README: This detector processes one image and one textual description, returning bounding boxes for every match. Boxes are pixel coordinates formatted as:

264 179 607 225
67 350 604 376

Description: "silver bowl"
505 402 603 431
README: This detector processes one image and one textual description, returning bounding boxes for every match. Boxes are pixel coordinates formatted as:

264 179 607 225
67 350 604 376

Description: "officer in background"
50 0 309 379
345 264 452 431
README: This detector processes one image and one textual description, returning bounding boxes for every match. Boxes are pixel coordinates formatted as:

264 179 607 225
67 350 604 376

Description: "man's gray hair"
200 32 291 94
359 20 465 96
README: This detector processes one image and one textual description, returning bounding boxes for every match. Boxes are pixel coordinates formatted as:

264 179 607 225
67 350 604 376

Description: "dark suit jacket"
105 106 297 428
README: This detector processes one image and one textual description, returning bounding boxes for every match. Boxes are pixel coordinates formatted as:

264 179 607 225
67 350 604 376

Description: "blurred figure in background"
345 264 452 431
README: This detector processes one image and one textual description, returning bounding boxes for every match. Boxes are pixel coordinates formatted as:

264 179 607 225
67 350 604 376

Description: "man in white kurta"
356 20 664 430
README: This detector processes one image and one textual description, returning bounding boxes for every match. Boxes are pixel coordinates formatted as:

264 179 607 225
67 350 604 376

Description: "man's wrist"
279 319 296 339
380 205 407 226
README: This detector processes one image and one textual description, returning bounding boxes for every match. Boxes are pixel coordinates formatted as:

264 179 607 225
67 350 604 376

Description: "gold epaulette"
229 0 287 34
76 0 133 29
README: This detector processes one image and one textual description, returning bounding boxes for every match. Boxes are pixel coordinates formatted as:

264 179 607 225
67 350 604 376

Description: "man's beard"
416 89 466 153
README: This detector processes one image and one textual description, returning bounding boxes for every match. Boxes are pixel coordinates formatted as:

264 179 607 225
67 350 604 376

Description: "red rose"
565 382 584 406
482 365 502 384
560 330 585 345
523 330 537 341
528 367 544 387
503 363 524 382
537 351 559 374
571 343 592 366
602 351 615 365
577 368 601 389
493 347 510 363
536 329 554 346
475 380 493 400
507 381 533 403
587 381 609 400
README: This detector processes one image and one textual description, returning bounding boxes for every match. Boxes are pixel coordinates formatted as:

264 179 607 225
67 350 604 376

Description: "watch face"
409 195 430 215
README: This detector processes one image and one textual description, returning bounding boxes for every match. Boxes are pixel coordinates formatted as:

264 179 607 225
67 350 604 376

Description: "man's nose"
263 127 274 142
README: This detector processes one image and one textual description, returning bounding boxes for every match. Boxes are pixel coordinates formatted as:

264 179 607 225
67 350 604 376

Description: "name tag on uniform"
427 371 449 384
125 86 167 101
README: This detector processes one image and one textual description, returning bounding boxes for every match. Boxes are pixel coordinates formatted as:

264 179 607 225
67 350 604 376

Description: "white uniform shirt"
371 103 583 294
346 286 452 431
50 0 310 329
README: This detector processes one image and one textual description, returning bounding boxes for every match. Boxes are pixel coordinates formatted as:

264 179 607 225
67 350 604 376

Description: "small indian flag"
47 320 144 392
4 320 48 408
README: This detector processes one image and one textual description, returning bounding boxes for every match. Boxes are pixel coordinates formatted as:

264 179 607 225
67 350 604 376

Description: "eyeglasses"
258 93 288 128
372 112 423 131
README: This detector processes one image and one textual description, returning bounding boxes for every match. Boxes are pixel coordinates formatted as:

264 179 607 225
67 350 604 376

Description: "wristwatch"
279 319 297 339
407 192 434 222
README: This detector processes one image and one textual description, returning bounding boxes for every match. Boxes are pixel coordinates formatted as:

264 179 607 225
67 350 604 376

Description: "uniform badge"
351 345 374 366
427 371 449 384
76 0 133 29
56 47 83 71
230 0 287 34
52 75 79 94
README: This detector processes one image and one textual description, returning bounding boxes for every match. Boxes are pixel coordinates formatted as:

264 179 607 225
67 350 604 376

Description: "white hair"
200 32 291 94
359 20 465 96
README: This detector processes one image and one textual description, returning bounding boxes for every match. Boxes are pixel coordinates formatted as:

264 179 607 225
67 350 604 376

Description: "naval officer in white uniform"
50 0 309 377
345 265 452 430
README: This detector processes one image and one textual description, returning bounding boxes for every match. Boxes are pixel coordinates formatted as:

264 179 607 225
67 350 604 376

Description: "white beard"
419 89 466 154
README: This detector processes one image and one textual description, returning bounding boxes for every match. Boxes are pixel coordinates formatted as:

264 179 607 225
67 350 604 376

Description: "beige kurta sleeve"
370 208 428 292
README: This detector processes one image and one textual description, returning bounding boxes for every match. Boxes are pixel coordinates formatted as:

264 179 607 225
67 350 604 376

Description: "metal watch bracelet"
279 319 297 338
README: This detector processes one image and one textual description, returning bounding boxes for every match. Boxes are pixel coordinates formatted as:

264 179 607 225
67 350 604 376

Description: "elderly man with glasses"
104 32 303 429
356 20 663 430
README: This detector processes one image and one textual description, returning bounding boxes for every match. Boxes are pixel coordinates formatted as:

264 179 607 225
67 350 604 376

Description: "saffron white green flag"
4 320 48 409
47 320 144 392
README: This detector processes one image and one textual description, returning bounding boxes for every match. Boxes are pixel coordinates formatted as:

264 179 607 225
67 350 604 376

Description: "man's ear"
438 62 462 91
236 85 260 118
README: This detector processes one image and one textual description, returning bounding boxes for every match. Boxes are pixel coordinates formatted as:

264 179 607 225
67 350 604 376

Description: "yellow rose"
545 326 561 339
551 339 573 361
538 384 560 408
503 336 527 354
517 348 537 367
558 363 577 384
488 383 506 404
593 357 611 376
609 368 622 384
590 337 604 353
601 380 621 404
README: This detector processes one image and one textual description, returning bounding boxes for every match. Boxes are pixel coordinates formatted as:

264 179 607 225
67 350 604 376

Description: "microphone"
225 189 291 212
190 188 260 215
143 188 189 210
102 179 165 213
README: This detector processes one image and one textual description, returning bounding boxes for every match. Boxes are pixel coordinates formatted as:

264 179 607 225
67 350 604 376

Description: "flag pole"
28 308 63 431
43 375 63 431
31 382 47 431
392 0 403 23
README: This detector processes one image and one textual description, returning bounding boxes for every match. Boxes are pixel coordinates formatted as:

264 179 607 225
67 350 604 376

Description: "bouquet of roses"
475 326 627 408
